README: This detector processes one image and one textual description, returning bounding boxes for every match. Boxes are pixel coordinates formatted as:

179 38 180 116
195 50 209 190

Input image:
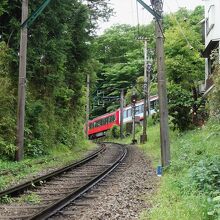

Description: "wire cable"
166 2 193 49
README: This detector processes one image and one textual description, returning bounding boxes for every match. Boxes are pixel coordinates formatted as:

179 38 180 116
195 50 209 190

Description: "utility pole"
120 89 124 139
85 74 90 139
141 39 148 143
15 0 28 161
151 0 170 167
131 92 137 144
147 63 151 116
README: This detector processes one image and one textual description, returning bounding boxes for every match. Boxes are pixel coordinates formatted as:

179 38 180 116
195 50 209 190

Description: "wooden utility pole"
120 89 124 139
141 39 148 143
15 0 28 161
147 63 151 116
152 0 170 167
131 91 137 144
86 74 90 139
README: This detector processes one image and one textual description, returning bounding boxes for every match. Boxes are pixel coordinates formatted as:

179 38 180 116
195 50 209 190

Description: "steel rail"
30 143 127 220
0 145 106 198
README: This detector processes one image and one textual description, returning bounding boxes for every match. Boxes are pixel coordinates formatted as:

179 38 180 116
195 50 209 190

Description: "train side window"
150 101 155 110
123 110 127 118
110 115 114 122
90 123 93 129
141 104 144 113
127 109 132 117
135 106 140 115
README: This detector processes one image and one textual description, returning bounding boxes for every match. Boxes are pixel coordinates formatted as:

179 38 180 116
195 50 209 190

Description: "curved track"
0 145 105 199
0 143 127 220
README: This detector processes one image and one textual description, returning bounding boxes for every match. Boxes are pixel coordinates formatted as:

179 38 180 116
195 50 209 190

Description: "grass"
138 119 220 220
0 140 97 191
18 192 41 205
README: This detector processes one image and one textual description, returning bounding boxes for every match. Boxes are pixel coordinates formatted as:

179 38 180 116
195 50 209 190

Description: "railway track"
0 143 127 220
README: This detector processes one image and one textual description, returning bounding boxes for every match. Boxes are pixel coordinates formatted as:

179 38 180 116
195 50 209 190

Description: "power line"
166 2 193 49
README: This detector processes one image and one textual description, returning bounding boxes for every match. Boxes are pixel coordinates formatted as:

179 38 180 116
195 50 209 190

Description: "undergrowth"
0 140 96 192
139 120 220 220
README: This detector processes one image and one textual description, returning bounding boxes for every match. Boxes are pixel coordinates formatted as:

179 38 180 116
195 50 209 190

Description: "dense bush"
110 125 120 139
0 42 16 160
0 0 112 160
189 157 220 218
167 83 194 131
208 49 220 121
189 157 220 194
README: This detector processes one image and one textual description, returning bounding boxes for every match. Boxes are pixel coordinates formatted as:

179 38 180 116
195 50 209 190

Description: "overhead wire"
165 1 193 49
135 0 165 39
150 2 166 40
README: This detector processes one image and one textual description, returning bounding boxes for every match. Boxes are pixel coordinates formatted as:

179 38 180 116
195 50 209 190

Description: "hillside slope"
140 120 220 220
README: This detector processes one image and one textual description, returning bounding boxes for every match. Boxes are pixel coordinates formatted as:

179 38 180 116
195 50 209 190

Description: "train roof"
125 95 158 107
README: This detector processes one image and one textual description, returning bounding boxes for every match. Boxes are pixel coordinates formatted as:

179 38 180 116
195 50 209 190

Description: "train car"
122 95 158 124
88 110 120 139
88 95 158 139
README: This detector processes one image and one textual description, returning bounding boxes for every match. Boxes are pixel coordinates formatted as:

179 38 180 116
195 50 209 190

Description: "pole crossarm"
21 0 52 28
136 0 161 20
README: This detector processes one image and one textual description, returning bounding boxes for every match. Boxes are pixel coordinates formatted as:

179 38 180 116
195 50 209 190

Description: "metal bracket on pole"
136 0 161 20
21 0 52 28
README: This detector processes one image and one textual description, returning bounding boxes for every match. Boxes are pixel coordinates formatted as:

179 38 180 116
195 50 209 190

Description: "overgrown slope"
140 121 220 220
0 0 112 160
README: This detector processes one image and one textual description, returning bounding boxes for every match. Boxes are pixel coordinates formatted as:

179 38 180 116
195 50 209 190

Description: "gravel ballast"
52 144 158 220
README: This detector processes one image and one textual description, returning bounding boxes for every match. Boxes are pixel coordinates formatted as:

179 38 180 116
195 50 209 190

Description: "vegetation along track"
0 143 127 220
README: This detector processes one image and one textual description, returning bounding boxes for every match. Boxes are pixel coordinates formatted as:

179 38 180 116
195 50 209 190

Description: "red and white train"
88 95 158 139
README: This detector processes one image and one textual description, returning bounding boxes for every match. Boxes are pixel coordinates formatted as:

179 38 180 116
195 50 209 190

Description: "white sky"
98 0 203 34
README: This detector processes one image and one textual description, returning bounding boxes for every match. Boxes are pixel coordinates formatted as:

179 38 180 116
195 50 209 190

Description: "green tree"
208 49 220 120
0 0 113 159
0 42 16 159
92 24 155 115
164 7 205 130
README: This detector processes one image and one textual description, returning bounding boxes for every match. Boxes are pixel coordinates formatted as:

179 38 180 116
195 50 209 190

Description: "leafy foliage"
91 24 155 116
0 0 113 159
189 157 220 194
168 84 194 131
164 6 205 130
110 125 120 139
208 49 220 121
141 121 220 220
